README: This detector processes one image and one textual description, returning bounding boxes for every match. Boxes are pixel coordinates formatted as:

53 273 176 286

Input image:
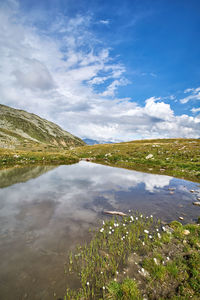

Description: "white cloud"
0 1 200 142
99 20 110 25
191 107 200 113
180 87 200 103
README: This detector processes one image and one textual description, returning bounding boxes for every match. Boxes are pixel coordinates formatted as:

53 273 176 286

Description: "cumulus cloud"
0 0 200 142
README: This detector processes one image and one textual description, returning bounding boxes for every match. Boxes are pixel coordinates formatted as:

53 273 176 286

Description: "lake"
0 161 199 299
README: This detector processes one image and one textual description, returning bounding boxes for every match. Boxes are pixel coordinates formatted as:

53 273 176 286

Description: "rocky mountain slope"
0 104 85 150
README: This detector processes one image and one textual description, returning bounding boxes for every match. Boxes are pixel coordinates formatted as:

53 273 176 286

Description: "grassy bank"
72 138 200 183
63 212 200 299
0 148 79 169
1 139 200 182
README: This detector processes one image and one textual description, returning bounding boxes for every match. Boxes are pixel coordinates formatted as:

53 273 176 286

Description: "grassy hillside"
0 104 85 150
72 138 200 182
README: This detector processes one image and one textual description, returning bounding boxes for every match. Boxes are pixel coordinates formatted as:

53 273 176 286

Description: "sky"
0 0 200 142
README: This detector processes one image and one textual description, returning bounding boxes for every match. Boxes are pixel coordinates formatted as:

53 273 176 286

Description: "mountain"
83 138 100 145
0 104 85 150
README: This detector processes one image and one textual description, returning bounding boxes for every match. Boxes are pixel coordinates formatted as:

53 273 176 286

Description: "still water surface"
0 161 199 300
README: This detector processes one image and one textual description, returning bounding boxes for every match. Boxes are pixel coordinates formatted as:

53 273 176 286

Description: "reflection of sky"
0 161 173 230
0 162 199 300
0 161 199 236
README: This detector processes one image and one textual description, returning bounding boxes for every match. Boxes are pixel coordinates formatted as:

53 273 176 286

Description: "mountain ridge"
0 104 85 150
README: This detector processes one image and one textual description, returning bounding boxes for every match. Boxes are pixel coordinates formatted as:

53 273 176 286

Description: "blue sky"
0 0 200 141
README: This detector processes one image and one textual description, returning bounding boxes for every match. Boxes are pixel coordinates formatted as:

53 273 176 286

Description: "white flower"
126 231 129 234
150 215 153 218
100 228 104 232
142 241 145 246
153 258 158 265
103 286 105 290
114 278 117 282
109 231 111 234
144 230 149 234
116 271 119 274
162 226 166 232
123 224 126 227
112 229 114 232
156 228 159 232
149 235 153 239
157 233 161 239
101 271 103 274
128 209 131 212
109 226 112 229
123 236 125 239
140 214 143 218
130 216 134 220
136 217 138 220
146 216 149 219
86 282 89 286
166 256 170 261
103 221 105 225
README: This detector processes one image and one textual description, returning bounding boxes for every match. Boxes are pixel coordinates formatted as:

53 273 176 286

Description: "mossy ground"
62 213 200 300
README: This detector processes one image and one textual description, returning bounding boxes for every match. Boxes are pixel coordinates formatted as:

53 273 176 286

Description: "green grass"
62 212 200 299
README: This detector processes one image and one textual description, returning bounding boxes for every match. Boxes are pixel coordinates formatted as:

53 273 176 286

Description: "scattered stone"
168 188 175 191
190 190 195 193
179 217 184 220
183 230 190 235
193 202 200 206
170 191 174 195
145 154 153 159
197 197 200 201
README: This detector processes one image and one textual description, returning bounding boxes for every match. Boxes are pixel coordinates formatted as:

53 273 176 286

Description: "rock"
183 230 190 235
193 202 200 206
179 217 184 220
190 190 195 193
104 211 127 216
145 154 153 159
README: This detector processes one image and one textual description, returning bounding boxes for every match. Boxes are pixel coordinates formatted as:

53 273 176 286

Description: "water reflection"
0 161 199 300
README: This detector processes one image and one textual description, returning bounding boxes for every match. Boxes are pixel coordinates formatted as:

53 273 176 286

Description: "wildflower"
150 215 153 218
123 236 125 239
162 226 166 232
136 217 138 220
112 229 114 232
103 221 105 225
157 233 161 239
109 226 112 230
126 231 129 234
128 209 131 212
100 228 104 233
114 278 117 282
156 228 159 232
144 230 149 234
149 235 153 239
109 231 111 234
123 271 126 274
123 224 126 227
153 258 158 265
146 216 149 219
86 282 89 286
116 271 119 275
101 271 103 274
140 214 143 218
142 241 145 246
130 215 134 220
166 257 170 261
103 286 105 290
